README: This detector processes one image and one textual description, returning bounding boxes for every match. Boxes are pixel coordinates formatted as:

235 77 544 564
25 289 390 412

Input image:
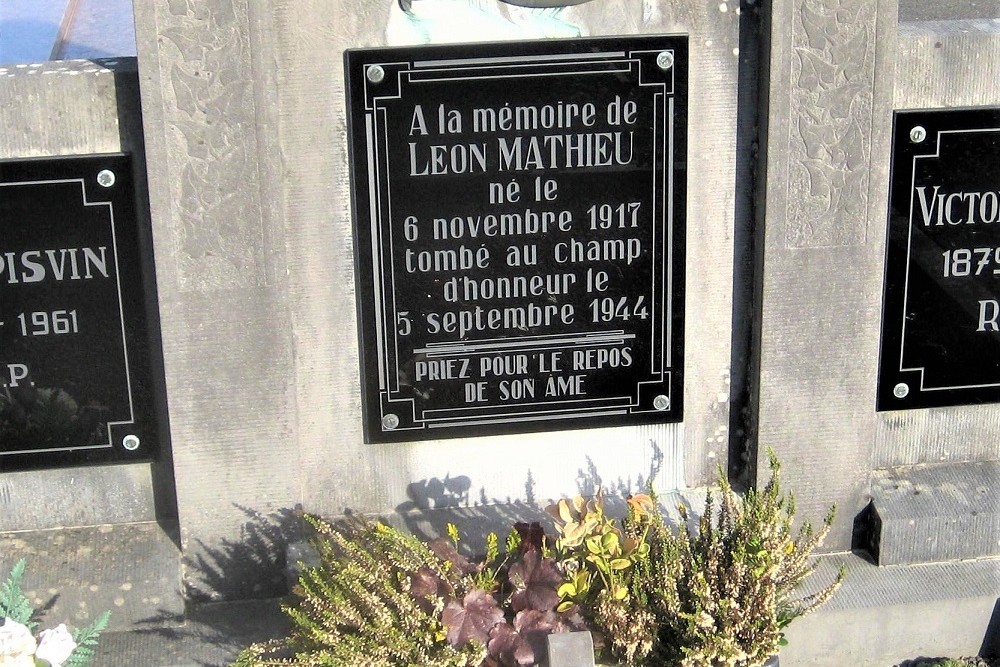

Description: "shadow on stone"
95 598 290 667
391 444 670 556
982 598 1000 660
183 505 303 603
851 499 882 564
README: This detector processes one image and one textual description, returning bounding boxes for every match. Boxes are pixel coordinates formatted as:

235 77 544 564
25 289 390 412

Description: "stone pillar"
755 0 899 549
133 0 743 597
0 59 173 532
132 1 299 599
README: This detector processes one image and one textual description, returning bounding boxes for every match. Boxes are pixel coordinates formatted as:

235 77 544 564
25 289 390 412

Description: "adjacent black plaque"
0 154 159 469
346 37 687 442
879 108 1000 410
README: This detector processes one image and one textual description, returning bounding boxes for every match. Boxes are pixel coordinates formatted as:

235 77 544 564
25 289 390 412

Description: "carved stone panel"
785 0 875 248
153 0 268 290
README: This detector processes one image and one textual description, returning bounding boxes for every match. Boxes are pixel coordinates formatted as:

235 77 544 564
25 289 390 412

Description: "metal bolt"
367 64 386 84
893 383 909 399
656 51 674 70
122 434 140 451
96 170 116 187
909 126 926 143
653 395 670 411
382 413 400 430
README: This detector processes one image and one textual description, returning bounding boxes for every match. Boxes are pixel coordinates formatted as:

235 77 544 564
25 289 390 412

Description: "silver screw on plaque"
367 64 386 84
909 126 926 144
122 434 140 451
382 413 400 430
893 383 909 399
656 51 674 71
653 395 670 411
96 169 116 187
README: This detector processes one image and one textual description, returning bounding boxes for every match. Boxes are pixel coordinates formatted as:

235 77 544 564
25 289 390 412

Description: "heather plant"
233 515 584 667
625 450 845 667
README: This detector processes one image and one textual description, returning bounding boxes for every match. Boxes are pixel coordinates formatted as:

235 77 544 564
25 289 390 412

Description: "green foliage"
0 558 36 628
1 559 110 665
625 450 844 667
547 490 653 612
234 452 841 667
545 491 657 666
233 515 486 667
66 610 112 667
233 516 584 667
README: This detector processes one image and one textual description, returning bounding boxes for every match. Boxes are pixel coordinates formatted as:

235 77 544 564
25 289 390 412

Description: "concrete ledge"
94 599 289 667
871 461 999 564
85 553 999 666
784 554 999 666
0 522 184 631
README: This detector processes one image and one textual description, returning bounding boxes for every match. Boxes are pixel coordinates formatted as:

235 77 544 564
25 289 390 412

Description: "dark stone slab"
0 153 161 469
879 107 1000 411
345 36 688 442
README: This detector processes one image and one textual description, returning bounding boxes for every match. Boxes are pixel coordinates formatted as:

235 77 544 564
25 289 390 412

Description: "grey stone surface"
548 631 595 667
131 0 743 600
784 554 1000 666
872 461 999 564
755 0 899 550
878 17 1000 469
94 598 290 667
83 553 997 666
0 522 184 631
0 58 173 532
756 0 1000 553
132 0 301 603
900 0 1000 22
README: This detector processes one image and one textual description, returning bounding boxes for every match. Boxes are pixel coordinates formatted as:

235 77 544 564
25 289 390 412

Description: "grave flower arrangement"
0 560 110 667
234 516 587 666
234 452 843 667
558 451 846 667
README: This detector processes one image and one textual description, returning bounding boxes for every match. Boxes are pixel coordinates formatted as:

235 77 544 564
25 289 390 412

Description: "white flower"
34 624 77 667
0 618 36 667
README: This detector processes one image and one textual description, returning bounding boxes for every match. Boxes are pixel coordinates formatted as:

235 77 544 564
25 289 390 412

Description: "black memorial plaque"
0 154 159 469
879 108 1000 410
345 37 687 442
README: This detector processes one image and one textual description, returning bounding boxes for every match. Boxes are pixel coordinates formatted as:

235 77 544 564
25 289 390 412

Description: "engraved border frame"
346 37 688 442
878 107 1000 411
0 154 160 469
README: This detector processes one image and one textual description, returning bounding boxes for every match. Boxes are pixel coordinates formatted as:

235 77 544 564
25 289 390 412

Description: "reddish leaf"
409 567 450 598
514 522 545 553
508 550 562 612
408 567 454 614
442 589 504 647
427 538 478 575
551 605 589 634
513 609 559 660
488 622 536 667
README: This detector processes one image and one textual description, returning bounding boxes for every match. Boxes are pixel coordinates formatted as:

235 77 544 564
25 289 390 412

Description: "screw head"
122 434 141 451
893 383 910 399
367 64 386 84
653 395 670 411
909 126 927 143
96 170 116 187
656 51 674 70
382 413 400 430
